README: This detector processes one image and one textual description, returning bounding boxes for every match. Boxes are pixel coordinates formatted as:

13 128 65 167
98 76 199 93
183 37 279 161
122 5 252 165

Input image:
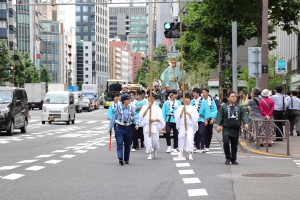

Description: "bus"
103 79 126 109
127 84 144 95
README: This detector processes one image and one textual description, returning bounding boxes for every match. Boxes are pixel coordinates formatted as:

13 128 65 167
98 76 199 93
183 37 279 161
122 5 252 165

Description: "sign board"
276 60 287 74
208 80 219 87
167 52 179 58
248 47 261 78
68 86 79 92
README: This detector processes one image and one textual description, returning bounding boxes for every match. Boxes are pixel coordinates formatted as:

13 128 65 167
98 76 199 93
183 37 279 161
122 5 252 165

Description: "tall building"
95 0 109 94
0 1 18 52
121 51 129 82
109 5 148 54
76 41 93 85
131 52 145 81
109 46 122 80
75 1 96 83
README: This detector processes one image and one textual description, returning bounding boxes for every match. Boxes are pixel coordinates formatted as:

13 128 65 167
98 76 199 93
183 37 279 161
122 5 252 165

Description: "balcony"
68 52 72 56
9 34 16 43
68 44 72 48
68 61 72 65
8 18 16 26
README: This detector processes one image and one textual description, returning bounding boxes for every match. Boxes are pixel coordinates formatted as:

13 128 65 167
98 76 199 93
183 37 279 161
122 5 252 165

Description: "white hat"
153 82 159 87
122 84 128 88
261 89 270 97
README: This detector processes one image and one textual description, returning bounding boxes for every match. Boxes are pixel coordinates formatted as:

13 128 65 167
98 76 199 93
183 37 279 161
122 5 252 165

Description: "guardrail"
241 117 290 155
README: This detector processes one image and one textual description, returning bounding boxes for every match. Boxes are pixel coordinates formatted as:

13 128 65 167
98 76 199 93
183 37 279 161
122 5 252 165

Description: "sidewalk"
213 129 300 158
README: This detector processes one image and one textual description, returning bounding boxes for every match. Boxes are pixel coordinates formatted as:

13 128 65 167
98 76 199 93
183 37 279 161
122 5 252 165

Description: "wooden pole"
149 0 157 137
178 0 187 132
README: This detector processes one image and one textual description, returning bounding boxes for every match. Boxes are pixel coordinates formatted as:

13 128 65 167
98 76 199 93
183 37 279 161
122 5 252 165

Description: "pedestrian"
190 88 211 153
174 93 198 160
108 94 138 165
259 89 275 147
162 85 171 102
270 86 285 141
162 90 182 153
107 93 121 120
135 90 147 149
129 91 139 152
202 88 218 152
285 90 300 136
284 91 292 105
247 88 262 141
121 85 129 94
216 91 249 165
240 92 249 113
213 95 220 110
139 95 165 160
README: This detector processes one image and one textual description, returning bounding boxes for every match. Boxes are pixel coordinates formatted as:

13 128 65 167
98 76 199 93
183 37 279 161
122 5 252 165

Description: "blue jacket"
108 104 138 130
162 100 182 123
209 100 218 119
135 99 147 115
107 101 121 120
190 98 210 122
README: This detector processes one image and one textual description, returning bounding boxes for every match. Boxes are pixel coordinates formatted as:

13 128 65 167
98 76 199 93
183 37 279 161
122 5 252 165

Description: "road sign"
248 47 261 78
276 60 287 74
167 52 179 58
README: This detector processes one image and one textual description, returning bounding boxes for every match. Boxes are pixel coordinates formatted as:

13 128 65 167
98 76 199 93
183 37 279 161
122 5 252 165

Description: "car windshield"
0 90 12 104
82 92 94 98
82 98 90 103
44 94 69 104
73 94 78 99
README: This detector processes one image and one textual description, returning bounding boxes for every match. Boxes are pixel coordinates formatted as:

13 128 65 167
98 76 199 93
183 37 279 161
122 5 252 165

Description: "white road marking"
173 157 186 161
0 141 10 144
25 166 45 171
101 121 110 123
17 160 39 164
44 160 62 164
178 169 195 175
183 178 201 184
61 154 76 158
35 154 54 158
2 173 24 180
85 146 97 149
29 120 39 122
75 121 82 123
74 140 106 150
176 163 190 167
74 150 88 153
0 165 20 170
188 189 208 197
76 143 90 146
95 143 106 146
171 152 180 155
25 137 36 139
64 146 79 149
51 150 69 153
209 147 222 150
58 134 84 138
86 121 97 123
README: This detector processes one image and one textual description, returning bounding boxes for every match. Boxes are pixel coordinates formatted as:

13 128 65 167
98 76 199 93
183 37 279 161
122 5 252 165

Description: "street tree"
10 48 26 86
155 43 167 56
0 40 13 85
40 66 51 84
268 54 285 90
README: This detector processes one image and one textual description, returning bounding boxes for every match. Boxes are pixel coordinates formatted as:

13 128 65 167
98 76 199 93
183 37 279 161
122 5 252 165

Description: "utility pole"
232 21 238 93
218 37 222 99
261 0 269 89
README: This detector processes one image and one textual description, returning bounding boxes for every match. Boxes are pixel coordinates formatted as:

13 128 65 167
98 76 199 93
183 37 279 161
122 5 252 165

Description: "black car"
0 87 29 136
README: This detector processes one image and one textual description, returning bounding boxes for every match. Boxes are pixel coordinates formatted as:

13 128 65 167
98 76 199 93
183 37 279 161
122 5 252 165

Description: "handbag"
285 97 296 120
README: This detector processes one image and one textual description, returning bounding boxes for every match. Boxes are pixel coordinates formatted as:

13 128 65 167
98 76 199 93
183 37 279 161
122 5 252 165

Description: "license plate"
49 117 54 121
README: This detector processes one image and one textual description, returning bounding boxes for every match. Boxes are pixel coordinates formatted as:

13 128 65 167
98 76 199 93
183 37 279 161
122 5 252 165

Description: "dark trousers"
273 110 283 138
138 127 144 148
115 125 132 162
194 122 205 150
204 123 213 148
223 135 238 161
131 124 139 149
165 122 179 149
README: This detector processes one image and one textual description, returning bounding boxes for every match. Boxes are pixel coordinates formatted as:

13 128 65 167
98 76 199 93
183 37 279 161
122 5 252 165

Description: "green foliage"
0 40 13 85
155 43 167 56
78 81 83 91
40 66 51 84
268 54 285 90
11 49 26 86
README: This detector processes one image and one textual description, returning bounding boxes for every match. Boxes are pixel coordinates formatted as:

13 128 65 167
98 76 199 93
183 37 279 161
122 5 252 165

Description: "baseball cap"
121 94 131 101
153 82 159 87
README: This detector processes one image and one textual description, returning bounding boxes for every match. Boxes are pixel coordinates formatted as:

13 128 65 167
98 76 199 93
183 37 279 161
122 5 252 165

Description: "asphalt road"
0 106 300 200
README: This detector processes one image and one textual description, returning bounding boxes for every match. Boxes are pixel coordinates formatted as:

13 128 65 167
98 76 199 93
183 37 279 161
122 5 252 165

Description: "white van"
41 91 76 125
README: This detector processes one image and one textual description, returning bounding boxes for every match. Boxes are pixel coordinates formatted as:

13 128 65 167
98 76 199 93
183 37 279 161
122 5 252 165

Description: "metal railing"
241 117 290 155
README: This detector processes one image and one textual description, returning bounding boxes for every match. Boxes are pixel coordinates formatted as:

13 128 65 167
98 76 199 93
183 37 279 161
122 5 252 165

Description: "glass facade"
17 4 30 54
76 41 83 84
40 21 61 83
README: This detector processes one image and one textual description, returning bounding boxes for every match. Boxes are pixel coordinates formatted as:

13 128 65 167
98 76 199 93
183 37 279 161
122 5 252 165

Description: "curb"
238 139 291 158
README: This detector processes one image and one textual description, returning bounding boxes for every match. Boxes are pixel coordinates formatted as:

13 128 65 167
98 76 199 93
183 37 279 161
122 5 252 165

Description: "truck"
24 83 46 110
82 84 100 109
48 83 68 92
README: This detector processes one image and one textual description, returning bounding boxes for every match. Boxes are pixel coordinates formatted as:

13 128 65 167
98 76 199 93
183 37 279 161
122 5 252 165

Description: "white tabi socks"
189 154 194 160
178 151 184 158
147 153 152 160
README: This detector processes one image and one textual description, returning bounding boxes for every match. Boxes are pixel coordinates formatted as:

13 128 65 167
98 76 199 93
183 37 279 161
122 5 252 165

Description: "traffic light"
164 22 186 38
5 66 14 73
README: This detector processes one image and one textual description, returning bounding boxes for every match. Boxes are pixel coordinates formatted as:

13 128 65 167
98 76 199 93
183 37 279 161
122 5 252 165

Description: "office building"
76 41 92 85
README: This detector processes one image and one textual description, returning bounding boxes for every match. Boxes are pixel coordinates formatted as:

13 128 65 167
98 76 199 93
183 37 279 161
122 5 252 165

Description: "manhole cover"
242 173 292 178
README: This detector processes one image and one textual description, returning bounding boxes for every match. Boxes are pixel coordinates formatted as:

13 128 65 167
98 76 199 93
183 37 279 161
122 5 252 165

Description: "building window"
83 15 88 22
85 53 88 56
141 16 146 19
85 60 88 64
91 6 95 12
85 82 88 84
85 75 88 78
91 25 95 32
76 25 81 32
90 15 95 22
91 35 95 41
83 35 88 40
83 25 88 32
134 56 136 60
0 21 7 28
134 62 136 65
76 6 80 12
85 68 88 71
85 46 88 49
0 2 7 9
76 36 81 41
82 6 88 12
76 16 80 22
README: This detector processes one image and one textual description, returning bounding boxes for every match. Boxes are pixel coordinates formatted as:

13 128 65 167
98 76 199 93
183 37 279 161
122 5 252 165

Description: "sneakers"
200 149 206 153
205 148 210 152
231 161 239 165
194 149 201 153
189 154 194 160
173 148 179 153
166 146 171 153
119 159 124 166
125 161 129 164
147 154 152 160
225 159 231 165
131 149 136 152
178 151 184 158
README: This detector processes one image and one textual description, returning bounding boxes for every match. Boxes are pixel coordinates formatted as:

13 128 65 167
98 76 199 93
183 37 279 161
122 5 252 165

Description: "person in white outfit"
139 95 165 160
174 94 199 160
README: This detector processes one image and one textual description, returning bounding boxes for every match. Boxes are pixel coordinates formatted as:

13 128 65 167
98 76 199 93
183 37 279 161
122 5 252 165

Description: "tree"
155 43 167 56
24 65 40 84
11 49 26 86
78 81 83 91
40 66 51 84
0 40 13 85
239 67 256 92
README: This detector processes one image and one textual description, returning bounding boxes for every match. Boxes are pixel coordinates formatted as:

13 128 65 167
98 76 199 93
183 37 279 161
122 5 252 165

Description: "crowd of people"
107 83 249 166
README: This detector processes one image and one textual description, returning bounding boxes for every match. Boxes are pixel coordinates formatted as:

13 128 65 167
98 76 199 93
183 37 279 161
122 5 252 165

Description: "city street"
1 108 300 200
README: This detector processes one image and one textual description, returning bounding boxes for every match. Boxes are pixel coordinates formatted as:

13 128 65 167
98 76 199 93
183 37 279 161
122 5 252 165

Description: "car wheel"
76 110 79 113
39 107 42 110
49 121 52 124
6 121 14 136
42 121 45 124
20 120 28 133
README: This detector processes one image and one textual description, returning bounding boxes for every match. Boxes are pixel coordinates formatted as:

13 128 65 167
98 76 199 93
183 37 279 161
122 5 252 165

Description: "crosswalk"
28 119 102 124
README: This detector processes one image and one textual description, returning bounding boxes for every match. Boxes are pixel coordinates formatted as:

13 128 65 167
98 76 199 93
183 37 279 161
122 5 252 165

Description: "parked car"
82 97 93 112
0 87 29 135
